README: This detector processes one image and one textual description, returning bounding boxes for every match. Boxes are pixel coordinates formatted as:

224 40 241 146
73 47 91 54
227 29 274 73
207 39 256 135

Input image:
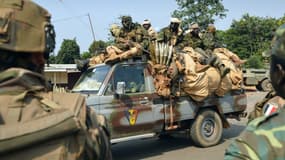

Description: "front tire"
190 109 223 147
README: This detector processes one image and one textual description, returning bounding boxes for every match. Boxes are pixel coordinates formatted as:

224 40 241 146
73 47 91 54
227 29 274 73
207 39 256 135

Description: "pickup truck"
72 59 247 147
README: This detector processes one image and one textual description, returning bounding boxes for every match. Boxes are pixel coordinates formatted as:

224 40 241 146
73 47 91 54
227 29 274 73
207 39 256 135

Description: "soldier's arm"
224 138 260 160
225 115 281 160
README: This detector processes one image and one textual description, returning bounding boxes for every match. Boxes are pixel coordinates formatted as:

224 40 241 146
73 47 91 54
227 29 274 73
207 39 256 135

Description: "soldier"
224 24 285 159
188 23 204 49
105 15 150 63
142 19 157 42
0 0 112 159
157 17 184 49
202 24 219 51
182 23 230 78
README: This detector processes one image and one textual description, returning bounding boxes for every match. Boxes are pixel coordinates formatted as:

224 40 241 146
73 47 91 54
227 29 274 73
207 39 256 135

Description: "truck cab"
73 59 247 147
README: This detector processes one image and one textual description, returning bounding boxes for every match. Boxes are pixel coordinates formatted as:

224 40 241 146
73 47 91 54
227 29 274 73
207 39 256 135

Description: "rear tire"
190 109 223 147
261 79 272 92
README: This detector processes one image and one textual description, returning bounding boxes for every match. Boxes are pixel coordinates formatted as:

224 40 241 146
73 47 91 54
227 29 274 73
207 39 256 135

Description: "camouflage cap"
265 24 285 59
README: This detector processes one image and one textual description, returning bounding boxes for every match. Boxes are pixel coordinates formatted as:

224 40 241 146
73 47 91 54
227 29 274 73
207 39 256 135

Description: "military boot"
208 55 230 78
218 63 230 78
75 59 90 72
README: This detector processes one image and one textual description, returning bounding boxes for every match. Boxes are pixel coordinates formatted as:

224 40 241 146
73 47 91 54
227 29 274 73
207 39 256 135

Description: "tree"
56 38 80 64
89 40 108 56
81 51 92 59
245 54 263 69
48 54 57 64
172 0 228 29
221 14 278 60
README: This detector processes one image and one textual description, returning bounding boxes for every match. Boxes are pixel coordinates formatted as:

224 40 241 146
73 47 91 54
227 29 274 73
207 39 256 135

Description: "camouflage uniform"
157 18 184 49
182 23 230 78
116 16 149 52
224 24 285 160
181 23 204 50
202 24 219 51
104 16 150 63
142 19 157 42
0 1 112 159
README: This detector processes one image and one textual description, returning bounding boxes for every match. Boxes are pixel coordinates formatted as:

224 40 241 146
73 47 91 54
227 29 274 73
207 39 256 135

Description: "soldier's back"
0 68 112 160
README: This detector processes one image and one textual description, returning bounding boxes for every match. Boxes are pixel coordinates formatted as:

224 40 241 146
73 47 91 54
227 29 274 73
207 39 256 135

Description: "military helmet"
207 24 216 33
0 0 55 56
170 18 181 24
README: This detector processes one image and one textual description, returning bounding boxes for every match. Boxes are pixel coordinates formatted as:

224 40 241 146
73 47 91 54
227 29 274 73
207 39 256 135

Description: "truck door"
101 63 156 139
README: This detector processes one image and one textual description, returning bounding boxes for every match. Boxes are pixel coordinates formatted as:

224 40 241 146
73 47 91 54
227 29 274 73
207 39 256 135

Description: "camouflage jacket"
0 68 111 160
180 33 204 50
156 26 184 49
115 23 149 51
225 106 285 160
146 26 157 41
201 31 218 50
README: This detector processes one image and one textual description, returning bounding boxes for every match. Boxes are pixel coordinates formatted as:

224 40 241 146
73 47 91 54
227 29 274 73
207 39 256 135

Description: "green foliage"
172 0 228 28
215 14 285 69
277 14 285 26
245 54 263 69
89 40 107 56
222 14 279 60
81 51 92 59
56 39 80 64
48 54 57 64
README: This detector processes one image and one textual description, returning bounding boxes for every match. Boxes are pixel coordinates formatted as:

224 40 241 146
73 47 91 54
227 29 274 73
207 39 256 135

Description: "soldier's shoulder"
247 108 285 132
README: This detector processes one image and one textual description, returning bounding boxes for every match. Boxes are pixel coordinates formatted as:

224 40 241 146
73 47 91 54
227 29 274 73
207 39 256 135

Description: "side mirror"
116 81 126 95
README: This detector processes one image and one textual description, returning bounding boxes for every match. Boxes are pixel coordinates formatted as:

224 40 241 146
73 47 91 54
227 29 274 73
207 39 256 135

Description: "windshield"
72 65 110 93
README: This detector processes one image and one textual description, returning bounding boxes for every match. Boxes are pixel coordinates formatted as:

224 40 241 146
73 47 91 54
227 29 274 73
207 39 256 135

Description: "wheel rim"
263 81 272 91
201 118 215 138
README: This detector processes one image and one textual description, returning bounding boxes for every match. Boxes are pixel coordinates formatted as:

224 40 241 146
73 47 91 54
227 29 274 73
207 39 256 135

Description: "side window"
105 64 145 95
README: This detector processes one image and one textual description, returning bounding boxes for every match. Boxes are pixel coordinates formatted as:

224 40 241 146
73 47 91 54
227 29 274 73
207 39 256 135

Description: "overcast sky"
33 0 285 54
